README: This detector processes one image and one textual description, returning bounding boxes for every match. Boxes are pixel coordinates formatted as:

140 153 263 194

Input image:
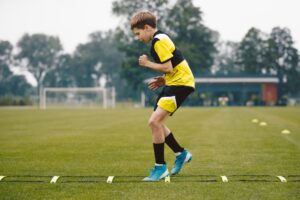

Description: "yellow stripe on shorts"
157 96 177 113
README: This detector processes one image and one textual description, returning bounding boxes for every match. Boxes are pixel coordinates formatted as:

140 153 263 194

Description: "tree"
213 41 239 75
166 0 218 75
236 27 268 74
71 30 124 88
265 27 299 97
88 30 124 88
0 40 32 96
15 34 63 97
6 75 33 96
0 40 14 95
235 27 299 97
112 0 169 26
0 41 13 77
43 53 75 88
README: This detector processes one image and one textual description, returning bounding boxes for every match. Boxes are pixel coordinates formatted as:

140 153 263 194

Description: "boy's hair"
130 11 156 30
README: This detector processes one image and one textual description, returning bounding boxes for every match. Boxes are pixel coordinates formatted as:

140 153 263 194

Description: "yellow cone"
259 122 267 126
252 119 259 123
281 129 291 134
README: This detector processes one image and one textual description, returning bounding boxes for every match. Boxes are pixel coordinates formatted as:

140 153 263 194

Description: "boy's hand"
148 76 165 90
139 54 149 67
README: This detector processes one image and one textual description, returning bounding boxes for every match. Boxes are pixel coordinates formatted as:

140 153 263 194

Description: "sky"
1 0 299 53
194 0 300 48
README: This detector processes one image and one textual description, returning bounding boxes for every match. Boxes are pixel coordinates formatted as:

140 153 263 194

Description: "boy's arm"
139 54 173 73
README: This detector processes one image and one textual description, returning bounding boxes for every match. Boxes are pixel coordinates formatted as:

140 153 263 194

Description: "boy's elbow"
163 63 173 73
164 67 173 73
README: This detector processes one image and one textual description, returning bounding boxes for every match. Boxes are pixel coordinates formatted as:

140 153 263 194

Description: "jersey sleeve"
154 40 173 63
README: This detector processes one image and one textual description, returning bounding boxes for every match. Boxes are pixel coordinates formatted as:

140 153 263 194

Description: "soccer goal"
40 87 116 109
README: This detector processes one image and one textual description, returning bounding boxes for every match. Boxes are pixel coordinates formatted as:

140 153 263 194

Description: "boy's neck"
150 28 158 40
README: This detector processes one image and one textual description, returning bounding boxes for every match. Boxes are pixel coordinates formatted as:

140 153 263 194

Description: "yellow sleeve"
154 40 173 63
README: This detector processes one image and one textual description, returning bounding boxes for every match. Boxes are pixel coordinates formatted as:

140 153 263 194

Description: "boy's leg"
143 107 170 181
163 125 184 154
163 125 171 137
163 124 192 175
148 107 170 143
148 107 170 163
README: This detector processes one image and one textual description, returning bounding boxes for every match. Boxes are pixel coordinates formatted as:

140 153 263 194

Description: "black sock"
153 143 165 164
165 133 184 153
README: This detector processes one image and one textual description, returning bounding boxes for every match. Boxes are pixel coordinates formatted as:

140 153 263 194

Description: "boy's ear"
143 24 151 30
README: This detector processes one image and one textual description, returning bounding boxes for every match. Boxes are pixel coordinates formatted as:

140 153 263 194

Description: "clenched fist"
139 54 149 67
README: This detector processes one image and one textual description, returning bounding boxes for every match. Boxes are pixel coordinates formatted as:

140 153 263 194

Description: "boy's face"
132 26 152 43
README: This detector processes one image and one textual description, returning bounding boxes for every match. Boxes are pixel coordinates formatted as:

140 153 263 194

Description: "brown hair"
130 11 156 30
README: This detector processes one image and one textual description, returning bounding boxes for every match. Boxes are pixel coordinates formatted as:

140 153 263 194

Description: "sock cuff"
165 132 173 140
153 142 165 146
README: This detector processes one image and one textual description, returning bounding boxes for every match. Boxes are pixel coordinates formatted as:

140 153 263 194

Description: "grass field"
0 107 300 199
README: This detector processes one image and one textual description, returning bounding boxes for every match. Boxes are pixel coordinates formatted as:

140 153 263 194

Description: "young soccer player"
131 11 195 181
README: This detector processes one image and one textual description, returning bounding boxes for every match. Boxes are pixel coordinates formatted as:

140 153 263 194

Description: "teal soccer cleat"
171 150 192 175
143 164 169 181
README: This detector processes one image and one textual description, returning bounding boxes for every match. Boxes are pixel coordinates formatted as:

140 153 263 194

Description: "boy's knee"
148 117 160 128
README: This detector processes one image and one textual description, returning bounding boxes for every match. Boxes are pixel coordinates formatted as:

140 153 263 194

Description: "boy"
131 11 195 181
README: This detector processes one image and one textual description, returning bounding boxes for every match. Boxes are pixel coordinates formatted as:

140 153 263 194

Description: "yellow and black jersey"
150 30 195 88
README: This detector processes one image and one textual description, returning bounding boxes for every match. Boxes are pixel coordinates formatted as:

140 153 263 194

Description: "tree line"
0 0 299 104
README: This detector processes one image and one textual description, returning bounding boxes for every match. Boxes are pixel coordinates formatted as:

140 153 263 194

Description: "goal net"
40 87 116 109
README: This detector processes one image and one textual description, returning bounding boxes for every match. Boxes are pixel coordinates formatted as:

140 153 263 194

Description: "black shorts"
154 86 194 115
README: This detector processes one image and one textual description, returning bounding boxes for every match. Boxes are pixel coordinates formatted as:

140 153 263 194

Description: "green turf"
0 107 299 199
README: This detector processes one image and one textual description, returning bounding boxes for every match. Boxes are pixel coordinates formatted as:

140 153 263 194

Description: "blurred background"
0 0 299 108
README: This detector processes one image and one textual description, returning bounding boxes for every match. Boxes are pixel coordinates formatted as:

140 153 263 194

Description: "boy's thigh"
149 106 170 123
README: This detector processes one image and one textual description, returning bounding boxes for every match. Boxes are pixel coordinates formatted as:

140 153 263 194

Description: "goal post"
40 87 116 109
